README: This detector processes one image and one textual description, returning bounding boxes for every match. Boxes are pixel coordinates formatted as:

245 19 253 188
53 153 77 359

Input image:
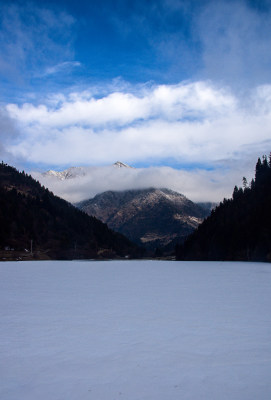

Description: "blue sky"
1 0 271 200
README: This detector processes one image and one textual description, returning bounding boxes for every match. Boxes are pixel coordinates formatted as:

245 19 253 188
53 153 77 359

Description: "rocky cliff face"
76 188 209 250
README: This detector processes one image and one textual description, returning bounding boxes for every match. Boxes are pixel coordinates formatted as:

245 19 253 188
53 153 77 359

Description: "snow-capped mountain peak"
113 161 133 168
42 162 133 181
43 167 86 180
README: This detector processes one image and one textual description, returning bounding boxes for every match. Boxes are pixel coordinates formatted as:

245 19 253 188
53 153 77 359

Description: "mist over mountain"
32 161 238 204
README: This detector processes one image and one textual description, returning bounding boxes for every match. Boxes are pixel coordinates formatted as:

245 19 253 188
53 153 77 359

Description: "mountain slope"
176 155 271 262
76 188 209 250
0 162 139 260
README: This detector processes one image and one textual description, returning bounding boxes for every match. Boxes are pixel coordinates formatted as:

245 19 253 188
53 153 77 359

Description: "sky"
1 0 271 201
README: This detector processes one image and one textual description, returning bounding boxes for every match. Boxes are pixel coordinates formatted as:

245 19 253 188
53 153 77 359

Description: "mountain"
176 155 271 262
0 162 140 261
113 161 134 169
43 161 133 180
76 188 209 251
43 166 87 180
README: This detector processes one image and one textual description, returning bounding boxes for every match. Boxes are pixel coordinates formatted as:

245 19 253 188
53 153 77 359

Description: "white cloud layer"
6 81 235 128
6 80 271 163
3 79 271 202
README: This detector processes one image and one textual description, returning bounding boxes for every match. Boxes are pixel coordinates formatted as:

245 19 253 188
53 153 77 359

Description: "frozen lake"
1 260 271 400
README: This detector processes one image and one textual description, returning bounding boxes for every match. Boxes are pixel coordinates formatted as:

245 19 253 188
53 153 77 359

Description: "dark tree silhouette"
176 155 271 262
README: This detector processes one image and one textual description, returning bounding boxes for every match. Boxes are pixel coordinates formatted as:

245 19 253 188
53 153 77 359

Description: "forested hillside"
176 155 271 262
0 162 139 260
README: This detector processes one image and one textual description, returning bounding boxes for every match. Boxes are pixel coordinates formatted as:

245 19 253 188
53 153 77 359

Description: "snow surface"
1 260 271 400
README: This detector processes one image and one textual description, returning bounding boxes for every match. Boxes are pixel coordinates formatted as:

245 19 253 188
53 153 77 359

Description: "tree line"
176 154 271 262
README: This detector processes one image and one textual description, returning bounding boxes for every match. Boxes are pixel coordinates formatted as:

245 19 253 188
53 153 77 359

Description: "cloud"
0 3 75 84
32 162 254 204
1 0 270 203
197 0 271 86
5 81 271 168
106 0 271 85
0 108 21 163
41 61 82 77
4 78 270 202
6 81 235 127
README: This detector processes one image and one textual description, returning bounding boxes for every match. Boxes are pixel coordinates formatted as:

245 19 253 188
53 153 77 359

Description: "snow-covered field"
1 260 271 400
